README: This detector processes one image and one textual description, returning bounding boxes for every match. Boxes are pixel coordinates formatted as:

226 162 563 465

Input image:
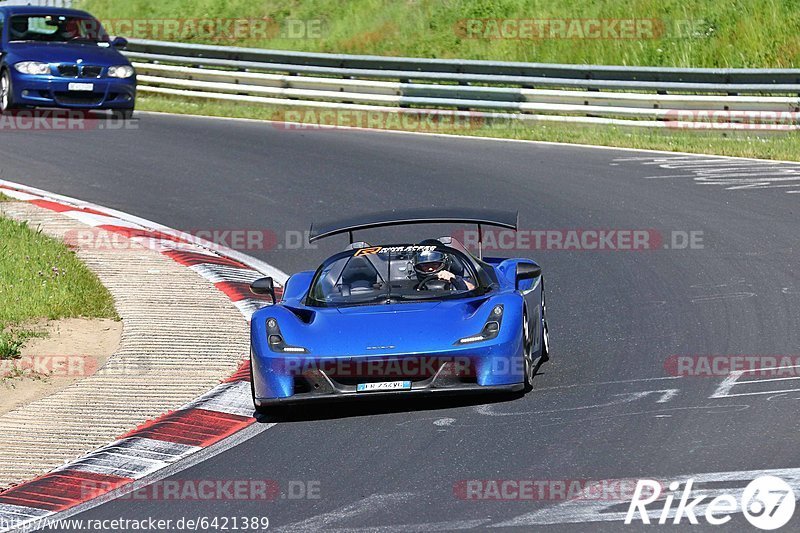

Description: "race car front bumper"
252 357 525 407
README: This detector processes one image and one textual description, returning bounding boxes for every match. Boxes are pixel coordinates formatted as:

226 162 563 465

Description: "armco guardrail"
125 39 800 129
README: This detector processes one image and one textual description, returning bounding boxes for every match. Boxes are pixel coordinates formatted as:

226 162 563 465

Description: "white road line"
690 292 756 303
713 388 800 398
476 389 681 417
710 371 745 398
272 493 417 533
736 376 800 385
615 156 800 193
522 375 682 394
711 365 800 398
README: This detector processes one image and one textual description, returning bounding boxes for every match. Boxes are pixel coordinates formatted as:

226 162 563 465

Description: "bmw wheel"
0 70 14 114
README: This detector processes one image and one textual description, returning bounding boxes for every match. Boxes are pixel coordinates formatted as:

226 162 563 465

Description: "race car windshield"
9 15 109 44
308 246 479 307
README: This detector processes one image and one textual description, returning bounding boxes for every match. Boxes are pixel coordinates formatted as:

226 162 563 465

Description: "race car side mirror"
250 277 276 304
515 263 542 290
110 37 129 49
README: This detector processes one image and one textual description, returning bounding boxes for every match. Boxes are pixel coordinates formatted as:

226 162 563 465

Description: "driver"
56 18 81 41
413 249 475 291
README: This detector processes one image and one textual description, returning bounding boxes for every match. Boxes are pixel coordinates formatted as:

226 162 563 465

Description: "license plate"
357 381 411 392
68 83 94 91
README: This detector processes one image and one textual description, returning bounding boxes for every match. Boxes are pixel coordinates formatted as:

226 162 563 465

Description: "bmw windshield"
9 15 109 44
307 245 480 307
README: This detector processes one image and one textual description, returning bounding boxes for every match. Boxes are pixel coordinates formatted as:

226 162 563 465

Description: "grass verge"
138 93 800 162
0 216 117 359
78 0 800 68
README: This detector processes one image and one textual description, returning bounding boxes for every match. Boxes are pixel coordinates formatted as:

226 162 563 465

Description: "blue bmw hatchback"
0 6 135 118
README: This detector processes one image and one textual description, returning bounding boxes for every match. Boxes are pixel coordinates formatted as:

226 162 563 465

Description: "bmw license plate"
68 83 94 91
357 381 411 392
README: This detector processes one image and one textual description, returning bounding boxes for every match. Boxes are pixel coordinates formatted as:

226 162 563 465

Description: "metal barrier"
125 38 800 129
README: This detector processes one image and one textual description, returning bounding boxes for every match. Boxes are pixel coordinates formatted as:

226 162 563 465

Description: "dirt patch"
0 318 122 415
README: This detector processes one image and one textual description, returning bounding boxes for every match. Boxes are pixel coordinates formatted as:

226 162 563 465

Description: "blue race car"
249 209 549 411
0 6 135 118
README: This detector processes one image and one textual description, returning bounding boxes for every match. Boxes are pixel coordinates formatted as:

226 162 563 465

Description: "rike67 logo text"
625 476 795 529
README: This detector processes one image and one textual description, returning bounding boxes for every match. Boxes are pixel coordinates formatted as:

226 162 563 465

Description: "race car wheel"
540 282 550 363
522 307 535 390
0 70 14 114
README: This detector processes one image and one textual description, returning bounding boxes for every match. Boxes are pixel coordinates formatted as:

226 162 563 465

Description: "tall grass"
78 0 800 67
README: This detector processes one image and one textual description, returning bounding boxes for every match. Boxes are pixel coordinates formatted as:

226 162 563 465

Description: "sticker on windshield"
353 246 384 256
353 245 437 256
380 245 437 254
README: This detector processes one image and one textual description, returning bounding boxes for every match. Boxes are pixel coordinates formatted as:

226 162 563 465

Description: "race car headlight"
107 65 135 78
266 318 309 354
14 61 51 75
457 305 504 344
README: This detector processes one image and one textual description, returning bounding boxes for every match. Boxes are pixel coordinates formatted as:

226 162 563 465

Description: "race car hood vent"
285 305 315 324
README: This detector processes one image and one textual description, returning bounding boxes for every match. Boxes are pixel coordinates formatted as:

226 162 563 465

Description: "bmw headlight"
457 305 504 344
108 65 135 79
14 62 51 75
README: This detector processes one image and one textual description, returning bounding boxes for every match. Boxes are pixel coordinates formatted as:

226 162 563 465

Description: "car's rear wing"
309 208 519 258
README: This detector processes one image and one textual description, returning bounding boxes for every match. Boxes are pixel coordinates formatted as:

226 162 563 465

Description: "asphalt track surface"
1 114 798 532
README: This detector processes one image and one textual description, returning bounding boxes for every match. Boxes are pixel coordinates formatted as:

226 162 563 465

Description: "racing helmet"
413 249 449 276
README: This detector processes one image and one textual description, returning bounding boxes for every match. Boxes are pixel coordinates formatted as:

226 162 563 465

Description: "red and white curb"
0 180 288 532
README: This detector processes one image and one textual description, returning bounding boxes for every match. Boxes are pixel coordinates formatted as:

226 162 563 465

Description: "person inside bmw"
413 249 476 291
